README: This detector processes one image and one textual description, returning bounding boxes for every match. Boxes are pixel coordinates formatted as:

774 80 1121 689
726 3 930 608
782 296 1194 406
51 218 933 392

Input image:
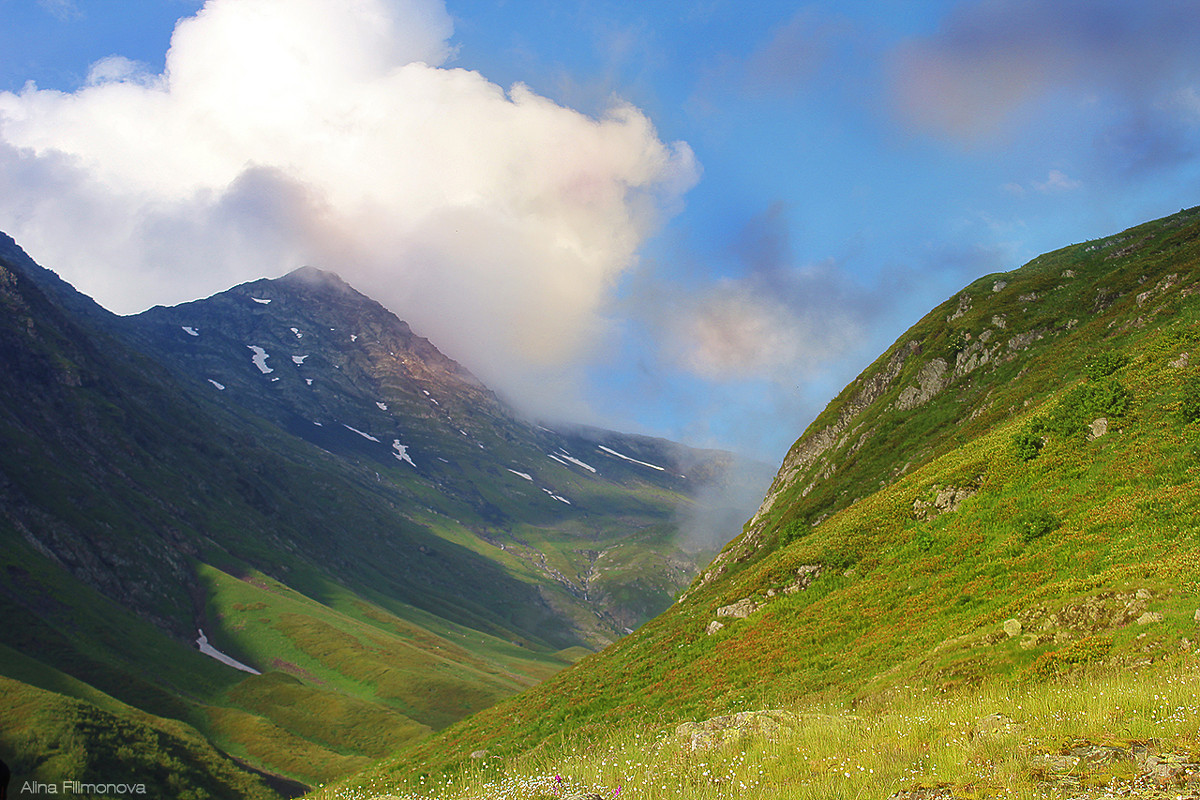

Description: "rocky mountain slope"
326 206 1200 799
0 235 757 796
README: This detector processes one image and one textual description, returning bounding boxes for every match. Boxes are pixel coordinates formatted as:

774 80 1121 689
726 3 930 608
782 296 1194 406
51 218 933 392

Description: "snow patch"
392 440 416 467
292 355 308 365
247 345 273 374
351 334 358 342
181 326 199 336
207 379 225 390
305 378 313 386
597 445 665 471
542 488 571 505
547 453 569 466
343 424 380 442
376 402 388 411
251 297 271 305
290 327 302 338
196 629 260 674
313 421 323 426
507 469 533 481
555 450 597 473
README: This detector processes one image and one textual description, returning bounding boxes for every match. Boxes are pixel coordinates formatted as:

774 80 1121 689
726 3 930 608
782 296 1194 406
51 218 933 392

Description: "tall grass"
329 655 1200 800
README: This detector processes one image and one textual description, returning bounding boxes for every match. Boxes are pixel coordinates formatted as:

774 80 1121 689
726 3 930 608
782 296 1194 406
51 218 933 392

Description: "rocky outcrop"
912 485 977 521
896 358 950 411
716 598 760 619
675 710 800 751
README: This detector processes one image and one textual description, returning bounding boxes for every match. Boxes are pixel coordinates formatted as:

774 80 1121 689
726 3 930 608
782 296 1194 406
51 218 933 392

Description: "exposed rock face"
743 341 921 534
896 358 950 411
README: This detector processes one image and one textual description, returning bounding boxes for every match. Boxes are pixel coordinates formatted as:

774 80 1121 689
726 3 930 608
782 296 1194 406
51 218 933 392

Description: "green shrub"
1044 378 1129 438
779 519 807 546
1012 427 1045 462
1084 352 1127 380
1177 376 1200 425
1019 509 1060 542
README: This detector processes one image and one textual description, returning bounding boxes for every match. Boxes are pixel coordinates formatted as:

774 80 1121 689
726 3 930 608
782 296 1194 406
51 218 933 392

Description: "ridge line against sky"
1 0 1198 463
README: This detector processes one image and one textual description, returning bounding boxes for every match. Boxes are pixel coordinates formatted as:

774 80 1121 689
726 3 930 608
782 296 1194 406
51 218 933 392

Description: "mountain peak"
275 265 353 293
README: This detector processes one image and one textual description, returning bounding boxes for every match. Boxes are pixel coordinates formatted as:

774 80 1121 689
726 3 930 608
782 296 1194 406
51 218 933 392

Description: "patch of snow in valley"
251 297 271 305
207 379 225 390
376 402 388 411
343 424 380 442
392 440 416 467
351 334 358 342
292 355 308 365
182 326 199 336
290 327 302 338
507 469 533 481
597 445 665 471
542 488 571 505
547 453 569 467
313 421 323 426
305 378 313 386
247 345 273 374
196 629 260 674
554 450 597 473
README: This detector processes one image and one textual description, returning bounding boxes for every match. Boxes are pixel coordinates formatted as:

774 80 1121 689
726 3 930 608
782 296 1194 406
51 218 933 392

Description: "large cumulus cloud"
0 0 697 418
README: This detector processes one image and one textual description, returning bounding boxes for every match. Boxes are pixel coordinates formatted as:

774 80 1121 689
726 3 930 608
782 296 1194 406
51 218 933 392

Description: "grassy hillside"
323 206 1200 799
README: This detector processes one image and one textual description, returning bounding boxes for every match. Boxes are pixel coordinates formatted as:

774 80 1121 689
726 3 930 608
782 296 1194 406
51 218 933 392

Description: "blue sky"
2 0 1199 464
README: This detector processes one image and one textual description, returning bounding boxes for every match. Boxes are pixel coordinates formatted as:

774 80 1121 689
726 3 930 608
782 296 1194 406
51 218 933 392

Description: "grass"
323 655 1200 800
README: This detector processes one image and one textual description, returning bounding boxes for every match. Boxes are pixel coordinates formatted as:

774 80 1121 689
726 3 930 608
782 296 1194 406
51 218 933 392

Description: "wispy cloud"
0 0 698 421
37 0 83 22
890 0 1200 144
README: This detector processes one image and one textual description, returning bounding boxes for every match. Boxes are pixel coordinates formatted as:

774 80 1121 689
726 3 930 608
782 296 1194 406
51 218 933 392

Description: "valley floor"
326 654 1200 800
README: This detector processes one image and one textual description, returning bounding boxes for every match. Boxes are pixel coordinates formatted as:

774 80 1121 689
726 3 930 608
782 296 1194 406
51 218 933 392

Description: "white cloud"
1032 169 1082 193
0 0 697 420
38 0 82 21
654 266 865 385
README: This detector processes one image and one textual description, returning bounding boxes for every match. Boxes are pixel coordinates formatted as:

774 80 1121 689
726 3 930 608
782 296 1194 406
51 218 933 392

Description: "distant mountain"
119 264 755 637
0 235 762 796
326 206 1200 797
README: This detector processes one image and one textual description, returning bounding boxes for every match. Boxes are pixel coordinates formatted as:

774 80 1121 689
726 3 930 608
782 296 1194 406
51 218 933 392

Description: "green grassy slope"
324 206 1200 797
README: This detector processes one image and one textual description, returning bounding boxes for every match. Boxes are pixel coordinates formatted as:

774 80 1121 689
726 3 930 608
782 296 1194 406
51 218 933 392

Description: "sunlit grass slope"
325 207 1200 798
